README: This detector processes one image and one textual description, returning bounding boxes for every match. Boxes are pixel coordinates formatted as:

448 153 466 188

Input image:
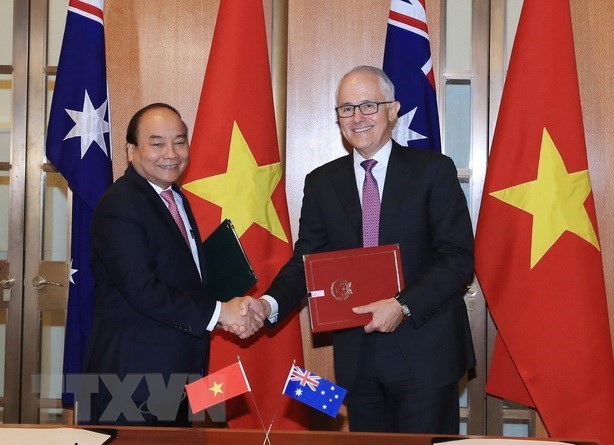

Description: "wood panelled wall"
571 1 614 347
105 0 614 428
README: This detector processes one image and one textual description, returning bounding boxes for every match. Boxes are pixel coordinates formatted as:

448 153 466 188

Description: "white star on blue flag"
64 90 110 158
45 0 112 409
384 0 441 151
282 364 346 417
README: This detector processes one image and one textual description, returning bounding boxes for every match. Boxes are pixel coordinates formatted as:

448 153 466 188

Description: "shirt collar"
353 139 393 171
148 181 173 196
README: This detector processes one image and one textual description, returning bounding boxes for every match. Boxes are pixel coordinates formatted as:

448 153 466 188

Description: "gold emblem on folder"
330 279 353 301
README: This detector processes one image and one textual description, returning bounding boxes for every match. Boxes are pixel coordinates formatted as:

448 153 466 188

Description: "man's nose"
352 107 366 122
162 143 179 157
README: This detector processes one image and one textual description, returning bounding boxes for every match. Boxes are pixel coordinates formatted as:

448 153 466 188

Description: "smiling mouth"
158 164 179 170
353 125 373 133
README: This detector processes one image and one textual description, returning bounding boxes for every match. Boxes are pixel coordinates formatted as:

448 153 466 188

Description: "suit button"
422 312 434 322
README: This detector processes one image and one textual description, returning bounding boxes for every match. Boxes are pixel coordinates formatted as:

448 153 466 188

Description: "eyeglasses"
335 101 394 118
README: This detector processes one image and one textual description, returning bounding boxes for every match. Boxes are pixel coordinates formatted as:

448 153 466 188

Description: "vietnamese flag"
474 0 614 443
181 0 308 429
186 361 251 414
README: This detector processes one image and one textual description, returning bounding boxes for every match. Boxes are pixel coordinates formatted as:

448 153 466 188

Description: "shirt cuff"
206 301 222 331
260 295 279 323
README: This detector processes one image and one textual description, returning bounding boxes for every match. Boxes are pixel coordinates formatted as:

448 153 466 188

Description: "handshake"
217 296 272 339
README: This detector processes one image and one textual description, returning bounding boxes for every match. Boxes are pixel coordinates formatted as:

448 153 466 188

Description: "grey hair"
336 65 396 103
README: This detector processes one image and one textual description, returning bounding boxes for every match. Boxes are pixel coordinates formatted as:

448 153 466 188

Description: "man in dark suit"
85 103 262 426
251 66 475 433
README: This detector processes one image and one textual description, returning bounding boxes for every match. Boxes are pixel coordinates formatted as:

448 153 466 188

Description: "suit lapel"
174 185 207 284
333 154 362 243
123 166 205 285
175 186 200 242
380 143 413 242
126 165 197 256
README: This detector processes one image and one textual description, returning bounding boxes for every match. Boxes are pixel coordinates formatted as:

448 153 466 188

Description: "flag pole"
261 358 297 445
237 356 270 444
271 0 288 164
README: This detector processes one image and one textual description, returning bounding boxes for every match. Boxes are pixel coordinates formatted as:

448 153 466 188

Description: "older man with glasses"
250 65 476 434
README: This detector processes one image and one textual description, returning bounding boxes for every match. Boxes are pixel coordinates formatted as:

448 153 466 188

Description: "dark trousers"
346 331 460 434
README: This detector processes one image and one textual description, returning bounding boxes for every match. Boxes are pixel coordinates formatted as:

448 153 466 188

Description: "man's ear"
389 100 401 122
126 143 135 162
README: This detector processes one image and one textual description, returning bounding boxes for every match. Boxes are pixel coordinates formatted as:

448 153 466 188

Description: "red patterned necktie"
361 159 380 247
160 189 190 246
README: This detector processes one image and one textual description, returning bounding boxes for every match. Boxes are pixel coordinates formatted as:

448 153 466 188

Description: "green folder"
202 219 258 302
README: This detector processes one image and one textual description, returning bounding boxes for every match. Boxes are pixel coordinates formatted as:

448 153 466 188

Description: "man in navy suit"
251 66 475 433
85 103 262 426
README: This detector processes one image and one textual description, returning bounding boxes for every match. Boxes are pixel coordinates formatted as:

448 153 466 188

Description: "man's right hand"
241 297 271 321
217 296 265 339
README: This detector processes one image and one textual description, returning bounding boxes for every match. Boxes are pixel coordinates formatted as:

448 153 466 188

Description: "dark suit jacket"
267 142 476 390
85 165 214 398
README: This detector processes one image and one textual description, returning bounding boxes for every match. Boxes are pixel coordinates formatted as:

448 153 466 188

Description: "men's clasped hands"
216 296 272 340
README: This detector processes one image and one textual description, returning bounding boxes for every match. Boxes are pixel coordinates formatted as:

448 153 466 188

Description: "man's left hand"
352 298 405 333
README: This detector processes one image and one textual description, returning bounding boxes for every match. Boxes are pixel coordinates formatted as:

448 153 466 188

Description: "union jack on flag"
288 365 320 391
45 0 112 408
383 0 441 152
282 364 346 417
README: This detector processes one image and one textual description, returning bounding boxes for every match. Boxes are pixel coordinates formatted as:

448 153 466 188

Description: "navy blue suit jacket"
86 165 214 395
266 142 476 389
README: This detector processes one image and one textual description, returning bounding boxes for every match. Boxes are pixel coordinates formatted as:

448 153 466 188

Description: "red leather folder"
303 244 405 333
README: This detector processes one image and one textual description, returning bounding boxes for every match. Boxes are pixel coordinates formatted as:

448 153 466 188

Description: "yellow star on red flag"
489 127 599 268
182 0 307 428
209 381 223 397
474 2 614 441
183 121 287 242
185 361 251 414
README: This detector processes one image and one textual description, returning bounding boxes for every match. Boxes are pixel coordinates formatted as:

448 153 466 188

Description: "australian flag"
383 0 441 152
45 0 112 406
282 364 346 418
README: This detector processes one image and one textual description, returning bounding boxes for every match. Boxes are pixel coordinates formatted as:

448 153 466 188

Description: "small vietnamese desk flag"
383 0 441 152
474 0 614 443
186 361 251 414
181 0 307 429
45 0 112 407
282 364 346 418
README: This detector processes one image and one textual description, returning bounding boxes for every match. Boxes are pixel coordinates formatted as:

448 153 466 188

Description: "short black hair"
125 103 188 145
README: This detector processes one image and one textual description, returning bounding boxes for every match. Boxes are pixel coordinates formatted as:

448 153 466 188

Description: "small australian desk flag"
282 364 346 418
